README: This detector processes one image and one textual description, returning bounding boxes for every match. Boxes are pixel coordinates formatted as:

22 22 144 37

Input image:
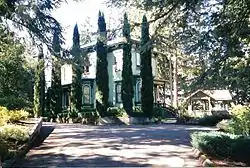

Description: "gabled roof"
203 90 232 101
185 89 232 101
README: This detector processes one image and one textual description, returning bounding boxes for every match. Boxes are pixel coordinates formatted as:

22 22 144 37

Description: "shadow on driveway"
14 124 216 167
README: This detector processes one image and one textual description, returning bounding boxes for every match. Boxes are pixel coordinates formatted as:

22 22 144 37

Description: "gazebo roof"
185 89 232 101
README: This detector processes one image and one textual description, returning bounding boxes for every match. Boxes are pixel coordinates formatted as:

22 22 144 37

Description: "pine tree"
33 45 45 117
51 29 62 121
140 15 153 118
96 11 109 116
122 13 134 116
71 24 83 113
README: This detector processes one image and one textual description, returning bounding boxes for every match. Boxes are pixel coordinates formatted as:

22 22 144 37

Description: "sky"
52 0 124 47
42 0 124 87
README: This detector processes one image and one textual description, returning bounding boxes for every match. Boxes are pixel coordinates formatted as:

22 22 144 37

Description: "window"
136 80 141 102
136 53 141 67
116 83 122 103
83 84 91 104
113 56 117 65
62 91 69 108
84 65 89 73
62 67 66 82
114 55 122 72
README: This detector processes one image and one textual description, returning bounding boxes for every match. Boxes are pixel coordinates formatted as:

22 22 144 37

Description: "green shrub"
81 111 100 125
0 107 29 125
0 125 29 143
197 114 231 126
0 138 8 159
82 107 96 113
177 113 196 124
133 106 143 113
0 96 33 110
107 107 125 117
0 106 9 126
229 105 250 136
153 106 177 119
216 119 233 132
69 110 78 119
8 109 29 123
129 106 145 117
0 125 29 160
191 131 250 164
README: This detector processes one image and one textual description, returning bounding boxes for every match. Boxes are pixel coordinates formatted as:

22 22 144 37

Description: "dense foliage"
229 105 250 136
197 114 231 126
0 125 29 161
0 0 66 48
33 47 45 117
191 131 250 165
0 106 30 160
121 13 134 116
71 24 83 113
0 27 34 110
0 106 29 126
140 15 153 118
108 0 250 104
96 12 109 117
51 29 63 121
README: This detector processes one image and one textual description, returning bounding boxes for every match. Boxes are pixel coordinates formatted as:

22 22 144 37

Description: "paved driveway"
16 123 217 167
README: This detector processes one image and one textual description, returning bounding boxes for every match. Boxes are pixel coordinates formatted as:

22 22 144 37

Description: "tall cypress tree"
71 24 82 113
96 11 109 116
45 87 52 119
122 13 134 116
51 29 62 121
140 15 153 118
33 45 45 117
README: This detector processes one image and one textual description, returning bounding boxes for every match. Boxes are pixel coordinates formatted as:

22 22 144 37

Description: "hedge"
197 114 231 126
0 125 29 161
191 131 250 164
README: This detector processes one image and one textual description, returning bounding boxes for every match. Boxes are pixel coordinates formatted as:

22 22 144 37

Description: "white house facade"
61 38 161 110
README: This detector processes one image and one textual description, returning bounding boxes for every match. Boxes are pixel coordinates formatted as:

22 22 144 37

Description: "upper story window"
113 56 117 65
84 65 89 73
135 52 141 67
114 55 122 72
62 66 66 82
83 55 91 75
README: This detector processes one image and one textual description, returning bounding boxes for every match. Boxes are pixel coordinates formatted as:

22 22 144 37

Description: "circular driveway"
16 123 217 167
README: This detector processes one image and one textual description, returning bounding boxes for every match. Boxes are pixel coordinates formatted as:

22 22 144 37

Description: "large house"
60 38 167 110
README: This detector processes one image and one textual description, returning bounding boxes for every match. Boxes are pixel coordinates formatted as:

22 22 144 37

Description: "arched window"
83 84 91 104
136 80 141 102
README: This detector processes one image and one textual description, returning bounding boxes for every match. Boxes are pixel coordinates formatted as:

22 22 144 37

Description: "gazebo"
185 90 232 117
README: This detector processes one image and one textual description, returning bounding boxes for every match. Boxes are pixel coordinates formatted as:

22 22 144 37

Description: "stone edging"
2 117 43 167
192 148 214 167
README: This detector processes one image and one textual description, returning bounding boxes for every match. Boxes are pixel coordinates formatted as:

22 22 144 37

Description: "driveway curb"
2 118 43 168
192 148 214 167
